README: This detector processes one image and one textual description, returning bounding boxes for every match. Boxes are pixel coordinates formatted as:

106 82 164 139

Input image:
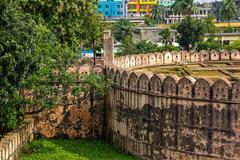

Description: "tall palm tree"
171 0 182 22
171 0 196 17
151 5 166 24
192 5 200 20
221 0 238 27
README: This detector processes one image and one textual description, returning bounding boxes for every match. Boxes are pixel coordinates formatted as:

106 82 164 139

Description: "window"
98 5 101 8
223 41 230 45
105 5 109 8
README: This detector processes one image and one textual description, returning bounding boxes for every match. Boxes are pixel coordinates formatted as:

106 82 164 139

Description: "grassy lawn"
20 139 140 160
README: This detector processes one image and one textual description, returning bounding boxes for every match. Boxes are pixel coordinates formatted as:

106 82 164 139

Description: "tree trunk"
92 39 96 66
93 49 96 66
165 41 168 50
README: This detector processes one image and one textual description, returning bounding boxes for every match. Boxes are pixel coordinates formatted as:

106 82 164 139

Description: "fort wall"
113 49 240 69
105 49 240 160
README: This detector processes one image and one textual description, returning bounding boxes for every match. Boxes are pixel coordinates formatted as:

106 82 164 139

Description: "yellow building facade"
128 0 158 16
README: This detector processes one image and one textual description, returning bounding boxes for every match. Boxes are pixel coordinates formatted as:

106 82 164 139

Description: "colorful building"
97 0 123 17
128 0 158 16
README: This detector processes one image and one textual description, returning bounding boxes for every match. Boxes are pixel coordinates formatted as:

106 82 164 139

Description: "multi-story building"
128 0 158 16
97 0 123 18
158 0 175 7
164 6 212 24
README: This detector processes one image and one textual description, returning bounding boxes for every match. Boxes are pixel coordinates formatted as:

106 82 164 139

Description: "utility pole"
123 0 129 18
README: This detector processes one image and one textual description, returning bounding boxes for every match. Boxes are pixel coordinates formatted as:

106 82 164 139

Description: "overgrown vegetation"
176 16 205 50
116 40 179 56
0 0 111 137
20 139 139 160
111 19 134 43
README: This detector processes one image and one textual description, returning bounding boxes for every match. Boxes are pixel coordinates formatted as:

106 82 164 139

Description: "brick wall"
0 118 34 160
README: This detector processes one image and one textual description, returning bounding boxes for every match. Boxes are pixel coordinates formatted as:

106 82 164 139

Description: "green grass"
20 139 140 160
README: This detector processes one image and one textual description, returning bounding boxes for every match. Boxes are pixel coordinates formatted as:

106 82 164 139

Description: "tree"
81 13 106 65
111 19 133 43
171 0 196 17
201 14 219 34
116 40 180 56
176 17 205 50
150 5 166 24
221 0 238 26
0 0 39 134
196 40 223 51
159 29 171 50
20 0 111 116
0 0 111 137
171 0 182 22
225 40 240 50
144 15 156 27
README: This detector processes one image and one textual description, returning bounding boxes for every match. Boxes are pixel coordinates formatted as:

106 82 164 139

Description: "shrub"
196 41 223 51
224 40 240 51
116 40 180 56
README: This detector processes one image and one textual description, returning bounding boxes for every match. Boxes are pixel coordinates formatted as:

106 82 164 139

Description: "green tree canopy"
201 14 219 34
150 5 166 24
171 0 196 16
111 19 133 43
176 16 205 50
159 29 171 50
0 0 110 136
221 0 238 26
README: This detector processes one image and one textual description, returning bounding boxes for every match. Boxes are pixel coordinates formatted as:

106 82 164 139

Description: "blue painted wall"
97 0 123 17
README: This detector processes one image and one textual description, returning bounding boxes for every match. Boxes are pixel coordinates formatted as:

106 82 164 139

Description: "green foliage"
225 40 240 50
0 0 111 135
171 0 196 16
176 16 205 50
20 139 139 160
83 72 112 97
144 16 156 27
111 19 133 43
196 40 223 51
223 26 235 33
116 40 179 56
159 29 171 50
201 14 220 34
0 0 39 132
150 5 166 24
221 0 238 25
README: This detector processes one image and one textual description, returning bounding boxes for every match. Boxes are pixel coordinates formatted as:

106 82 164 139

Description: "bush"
116 40 180 56
224 40 240 51
144 16 156 27
196 40 223 51
223 26 235 33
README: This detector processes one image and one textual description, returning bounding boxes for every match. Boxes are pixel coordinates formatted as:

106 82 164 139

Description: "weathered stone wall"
114 50 240 69
36 64 105 139
0 118 34 160
105 68 240 160
132 27 177 43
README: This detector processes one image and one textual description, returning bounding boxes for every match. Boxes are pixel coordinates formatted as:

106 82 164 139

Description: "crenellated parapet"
114 50 240 69
106 68 240 102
